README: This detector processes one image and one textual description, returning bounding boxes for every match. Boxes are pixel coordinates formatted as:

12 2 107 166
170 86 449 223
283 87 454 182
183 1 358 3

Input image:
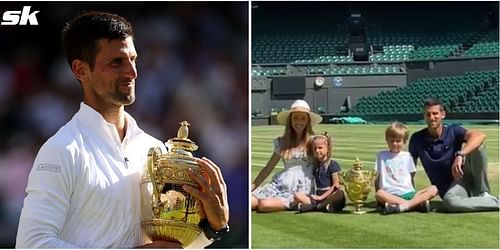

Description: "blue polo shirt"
314 160 341 194
409 125 466 198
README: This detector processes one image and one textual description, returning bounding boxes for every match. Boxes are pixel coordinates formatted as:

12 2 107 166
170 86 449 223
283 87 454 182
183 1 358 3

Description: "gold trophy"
140 121 202 247
340 157 375 214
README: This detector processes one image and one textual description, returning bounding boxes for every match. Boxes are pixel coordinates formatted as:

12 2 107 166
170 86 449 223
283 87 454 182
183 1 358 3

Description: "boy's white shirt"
375 150 416 196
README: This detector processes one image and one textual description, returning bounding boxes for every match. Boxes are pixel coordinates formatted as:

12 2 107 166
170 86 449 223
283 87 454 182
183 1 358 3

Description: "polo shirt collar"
425 125 448 143
76 102 142 145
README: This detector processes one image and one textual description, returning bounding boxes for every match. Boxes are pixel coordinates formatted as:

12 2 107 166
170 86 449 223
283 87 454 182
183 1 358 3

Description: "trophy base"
142 219 201 247
352 210 367 215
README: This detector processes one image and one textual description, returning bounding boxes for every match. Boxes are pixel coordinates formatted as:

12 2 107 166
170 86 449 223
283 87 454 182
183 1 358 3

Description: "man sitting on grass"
409 97 499 212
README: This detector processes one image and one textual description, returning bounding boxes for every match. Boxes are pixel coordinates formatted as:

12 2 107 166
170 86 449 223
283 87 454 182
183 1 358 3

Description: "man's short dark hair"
61 11 134 69
423 97 445 111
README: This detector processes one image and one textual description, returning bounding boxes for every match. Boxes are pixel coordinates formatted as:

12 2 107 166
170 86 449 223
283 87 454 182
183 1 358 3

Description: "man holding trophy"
16 12 229 248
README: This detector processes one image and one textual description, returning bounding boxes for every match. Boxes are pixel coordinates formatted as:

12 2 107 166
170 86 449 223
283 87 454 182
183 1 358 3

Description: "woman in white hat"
252 99 322 212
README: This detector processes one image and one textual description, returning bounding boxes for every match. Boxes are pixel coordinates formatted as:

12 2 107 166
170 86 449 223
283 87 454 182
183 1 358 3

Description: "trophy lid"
165 121 198 156
352 157 363 170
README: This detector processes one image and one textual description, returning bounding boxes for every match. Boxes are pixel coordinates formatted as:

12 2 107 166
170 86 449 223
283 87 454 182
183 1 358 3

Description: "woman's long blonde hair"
279 112 315 160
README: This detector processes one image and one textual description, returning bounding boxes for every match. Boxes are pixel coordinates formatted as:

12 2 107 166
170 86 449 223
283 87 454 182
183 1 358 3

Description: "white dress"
253 138 314 209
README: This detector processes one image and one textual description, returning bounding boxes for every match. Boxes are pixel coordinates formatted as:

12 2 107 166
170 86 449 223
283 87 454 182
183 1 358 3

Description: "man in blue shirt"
409 97 498 212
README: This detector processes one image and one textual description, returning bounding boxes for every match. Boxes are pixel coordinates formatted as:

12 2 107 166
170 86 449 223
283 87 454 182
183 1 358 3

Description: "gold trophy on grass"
140 121 202 247
340 157 375 214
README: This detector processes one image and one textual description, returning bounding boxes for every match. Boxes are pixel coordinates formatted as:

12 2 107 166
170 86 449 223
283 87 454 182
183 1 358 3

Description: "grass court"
251 124 499 248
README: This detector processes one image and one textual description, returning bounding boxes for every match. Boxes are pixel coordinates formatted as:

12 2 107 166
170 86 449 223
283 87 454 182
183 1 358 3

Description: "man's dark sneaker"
383 202 401 215
418 200 431 213
298 203 316 213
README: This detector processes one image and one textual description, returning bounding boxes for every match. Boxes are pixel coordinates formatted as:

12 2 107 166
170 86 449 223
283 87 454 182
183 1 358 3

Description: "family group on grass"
251 98 499 214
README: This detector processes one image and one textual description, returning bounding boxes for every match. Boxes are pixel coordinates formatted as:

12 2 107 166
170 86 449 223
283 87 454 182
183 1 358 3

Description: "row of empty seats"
367 31 476 47
252 66 287 77
253 30 498 64
370 45 414 62
463 42 499 57
294 55 352 64
303 64 401 75
410 44 460 60
252 64 402 77
344 70 499 115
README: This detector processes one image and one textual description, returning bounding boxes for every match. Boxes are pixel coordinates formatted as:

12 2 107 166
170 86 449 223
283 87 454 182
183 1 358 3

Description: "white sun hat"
276 99 322 126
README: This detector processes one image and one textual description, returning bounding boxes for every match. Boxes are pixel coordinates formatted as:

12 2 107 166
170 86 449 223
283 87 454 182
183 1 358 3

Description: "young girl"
294 132 346 213
252 100 322 212
375 122 438 214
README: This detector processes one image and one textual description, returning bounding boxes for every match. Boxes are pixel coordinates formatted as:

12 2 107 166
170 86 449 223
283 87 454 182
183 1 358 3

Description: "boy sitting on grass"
375 122 438 214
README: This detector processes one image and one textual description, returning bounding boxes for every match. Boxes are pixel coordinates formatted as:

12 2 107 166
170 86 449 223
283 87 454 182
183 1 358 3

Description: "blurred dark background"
0 2 248 248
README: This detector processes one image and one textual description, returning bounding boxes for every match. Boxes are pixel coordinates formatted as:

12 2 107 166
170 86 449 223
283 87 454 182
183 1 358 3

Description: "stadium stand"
344 70 499 116
252 2 498 125
252 3 498 66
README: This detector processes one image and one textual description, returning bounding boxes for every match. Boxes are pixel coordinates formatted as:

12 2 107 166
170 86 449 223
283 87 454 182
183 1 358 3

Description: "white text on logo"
1 6 40 25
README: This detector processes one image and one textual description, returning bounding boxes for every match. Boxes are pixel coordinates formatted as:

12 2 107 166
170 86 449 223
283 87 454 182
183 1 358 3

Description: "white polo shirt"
16 102 212 248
